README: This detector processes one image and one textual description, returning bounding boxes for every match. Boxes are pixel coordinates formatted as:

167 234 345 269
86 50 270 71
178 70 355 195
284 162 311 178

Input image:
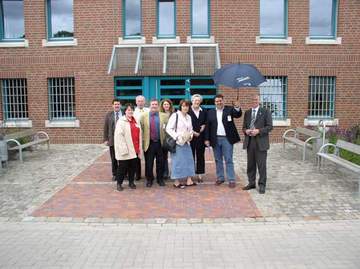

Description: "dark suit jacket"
242 106 273 151
188 107 207 140
103 111 117 147
205 106 242 147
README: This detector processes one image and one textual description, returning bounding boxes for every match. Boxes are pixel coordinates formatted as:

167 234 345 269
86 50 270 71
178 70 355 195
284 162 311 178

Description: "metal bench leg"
19 148 23 162
47 141 50 150
303 145 306 161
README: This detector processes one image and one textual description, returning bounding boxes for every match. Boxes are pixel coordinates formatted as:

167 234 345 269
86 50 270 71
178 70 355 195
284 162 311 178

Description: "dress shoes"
242 184 256 191
146 181 153 188
229 182 236 188
259 185 266 194
215 179 225 185
129 183 136 189
157 180 165 187
116 184 124 191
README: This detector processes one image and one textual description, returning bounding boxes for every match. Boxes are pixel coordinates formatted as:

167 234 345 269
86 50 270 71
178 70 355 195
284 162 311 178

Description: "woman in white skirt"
166 100 196 188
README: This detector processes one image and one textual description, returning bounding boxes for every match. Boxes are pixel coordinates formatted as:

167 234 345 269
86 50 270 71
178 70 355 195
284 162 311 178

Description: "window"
114 78 143 105
191 0 210 37
308 76 335 118
48 77 75 120
260 0 287 38
0 0 25 40
123 0 141 38
259 76 287 119
157 0 175 38
1 78 28 120
309 0 337 39
47 0 74 40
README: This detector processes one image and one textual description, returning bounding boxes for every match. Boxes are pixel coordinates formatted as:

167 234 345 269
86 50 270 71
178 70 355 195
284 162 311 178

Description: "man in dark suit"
242 93 273 194
205 94 242 188
103 99 122 181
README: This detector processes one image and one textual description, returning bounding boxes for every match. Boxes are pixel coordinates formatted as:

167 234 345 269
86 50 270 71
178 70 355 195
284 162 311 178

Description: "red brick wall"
0 0 359 143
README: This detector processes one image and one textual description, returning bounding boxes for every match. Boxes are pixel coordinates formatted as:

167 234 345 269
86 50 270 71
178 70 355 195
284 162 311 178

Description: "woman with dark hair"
166 99 196 188
114 103 142 191
160 99 175 179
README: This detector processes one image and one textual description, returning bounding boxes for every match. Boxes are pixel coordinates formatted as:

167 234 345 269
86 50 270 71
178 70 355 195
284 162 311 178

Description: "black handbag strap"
175 113 178 132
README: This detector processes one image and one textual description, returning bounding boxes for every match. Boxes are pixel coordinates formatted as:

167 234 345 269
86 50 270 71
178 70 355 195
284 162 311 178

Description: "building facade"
0 0 359 143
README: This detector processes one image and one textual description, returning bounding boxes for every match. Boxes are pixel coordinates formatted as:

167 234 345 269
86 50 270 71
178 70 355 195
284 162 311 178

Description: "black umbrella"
213 63 266 99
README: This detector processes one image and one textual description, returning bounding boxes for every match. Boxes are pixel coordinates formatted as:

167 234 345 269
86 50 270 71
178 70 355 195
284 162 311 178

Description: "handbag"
163 113 178 153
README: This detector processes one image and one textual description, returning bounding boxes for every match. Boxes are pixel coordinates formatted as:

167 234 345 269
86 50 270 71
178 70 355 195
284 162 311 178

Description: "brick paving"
32 151 261 219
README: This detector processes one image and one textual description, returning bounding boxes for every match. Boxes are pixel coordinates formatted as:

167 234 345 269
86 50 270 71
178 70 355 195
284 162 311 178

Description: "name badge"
227 115 232 122
163 123 166 129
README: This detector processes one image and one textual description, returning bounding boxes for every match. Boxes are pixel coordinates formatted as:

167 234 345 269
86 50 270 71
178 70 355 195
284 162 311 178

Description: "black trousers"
134 157 141 180
190 136 205 174
144 141 164 182
109 146 118 177
116 158 137 185
246 137 267 187
162 147 169 178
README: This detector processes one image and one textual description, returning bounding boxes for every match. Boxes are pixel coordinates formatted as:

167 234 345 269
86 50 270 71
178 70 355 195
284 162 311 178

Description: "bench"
317 140 360 192
5 129 50 162
282 127 321 161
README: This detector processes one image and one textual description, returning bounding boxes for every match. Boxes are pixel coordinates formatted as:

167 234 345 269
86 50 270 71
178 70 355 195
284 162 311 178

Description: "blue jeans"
213 137 235 182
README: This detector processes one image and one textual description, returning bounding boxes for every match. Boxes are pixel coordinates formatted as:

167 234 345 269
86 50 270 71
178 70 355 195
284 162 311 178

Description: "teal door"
115 76 216 108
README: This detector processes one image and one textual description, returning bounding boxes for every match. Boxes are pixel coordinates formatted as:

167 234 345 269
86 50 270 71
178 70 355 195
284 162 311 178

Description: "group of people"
103 92 273 194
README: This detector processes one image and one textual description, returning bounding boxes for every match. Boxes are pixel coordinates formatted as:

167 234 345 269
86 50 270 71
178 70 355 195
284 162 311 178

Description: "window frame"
308 76 336 119
309 0 338 39
157 0 176 39
122 0 142 39
259 76 288 120
0 0 25 41
48 77 76 121
191 0 210 38
46 0 74 41
259 0 288 39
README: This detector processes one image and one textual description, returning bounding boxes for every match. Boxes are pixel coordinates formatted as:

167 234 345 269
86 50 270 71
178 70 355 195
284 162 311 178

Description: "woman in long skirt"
166 99 196 188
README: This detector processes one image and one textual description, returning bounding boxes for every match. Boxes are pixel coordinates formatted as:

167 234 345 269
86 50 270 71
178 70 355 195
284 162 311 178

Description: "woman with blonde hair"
160 99 174 179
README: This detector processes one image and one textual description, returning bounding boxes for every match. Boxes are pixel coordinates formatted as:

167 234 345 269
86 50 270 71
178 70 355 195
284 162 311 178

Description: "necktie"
115 112 119 123
150 113 157 141
250 109 256 129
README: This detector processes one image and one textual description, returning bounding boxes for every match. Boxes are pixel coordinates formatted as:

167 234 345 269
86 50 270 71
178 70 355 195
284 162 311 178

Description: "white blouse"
166 111 193 144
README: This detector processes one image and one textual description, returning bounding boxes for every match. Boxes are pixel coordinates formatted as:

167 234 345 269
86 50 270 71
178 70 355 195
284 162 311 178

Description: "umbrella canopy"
213 63 266 88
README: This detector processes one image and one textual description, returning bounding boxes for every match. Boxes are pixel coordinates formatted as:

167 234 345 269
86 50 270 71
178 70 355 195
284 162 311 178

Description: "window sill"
305 37 342 45
45 119 80 128
256 36 292 44
187 36 215 44
42 38 78 47
152 36 180 44
0 39 29 48
118 36 146 45
0 120 32 128
273 119 291 127
304 118 339 126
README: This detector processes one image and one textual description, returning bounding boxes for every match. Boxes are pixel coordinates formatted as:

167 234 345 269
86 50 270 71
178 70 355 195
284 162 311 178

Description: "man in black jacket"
205 94 242 188
242 93 273 194
103 99 122 181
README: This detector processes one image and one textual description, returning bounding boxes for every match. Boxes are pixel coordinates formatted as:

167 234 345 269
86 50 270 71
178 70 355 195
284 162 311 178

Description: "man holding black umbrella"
205 94 242 188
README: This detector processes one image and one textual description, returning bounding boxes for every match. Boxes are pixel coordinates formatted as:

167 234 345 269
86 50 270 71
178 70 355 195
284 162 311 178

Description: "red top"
128 116 140 154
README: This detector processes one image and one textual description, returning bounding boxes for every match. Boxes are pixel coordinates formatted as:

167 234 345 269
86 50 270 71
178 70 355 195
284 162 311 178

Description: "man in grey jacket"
103 99 122 181
242 93 273 194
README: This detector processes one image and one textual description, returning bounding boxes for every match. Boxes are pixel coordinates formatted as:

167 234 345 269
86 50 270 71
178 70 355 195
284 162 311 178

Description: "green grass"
328 136 360 165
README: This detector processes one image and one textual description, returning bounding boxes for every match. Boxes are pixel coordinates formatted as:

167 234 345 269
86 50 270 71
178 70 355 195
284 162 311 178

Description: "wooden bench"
317 140 360 192
5 129 50 162
282 127 321 161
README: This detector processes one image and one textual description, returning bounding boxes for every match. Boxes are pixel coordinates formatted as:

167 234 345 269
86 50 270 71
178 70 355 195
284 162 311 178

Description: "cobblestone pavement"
234 143 360 220
0 220 359 268
0 144 107 219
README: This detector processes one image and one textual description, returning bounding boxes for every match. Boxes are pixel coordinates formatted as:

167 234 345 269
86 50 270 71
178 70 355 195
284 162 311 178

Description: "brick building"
0 0 359 143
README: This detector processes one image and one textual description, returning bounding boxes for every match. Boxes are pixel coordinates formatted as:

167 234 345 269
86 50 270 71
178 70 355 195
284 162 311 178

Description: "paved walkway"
1 143 360 268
